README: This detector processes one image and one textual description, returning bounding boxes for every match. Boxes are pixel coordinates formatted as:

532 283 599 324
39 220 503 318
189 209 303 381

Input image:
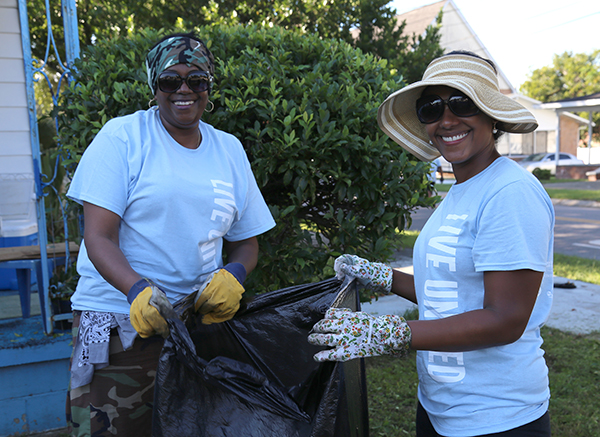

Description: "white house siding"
439 4 483 55
498 126 557 157
0 0 38 237
437 2 514 94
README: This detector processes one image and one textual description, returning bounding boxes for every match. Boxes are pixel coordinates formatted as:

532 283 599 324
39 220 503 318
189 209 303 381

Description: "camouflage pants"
66 311 164 436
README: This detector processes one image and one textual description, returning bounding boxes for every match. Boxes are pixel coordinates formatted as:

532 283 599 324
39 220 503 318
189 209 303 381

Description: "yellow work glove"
127 279 174 338
194 263 246 325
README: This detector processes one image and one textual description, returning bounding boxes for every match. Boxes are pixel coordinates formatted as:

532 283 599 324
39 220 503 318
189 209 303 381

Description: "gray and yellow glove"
308 308 411 362
194 263 246 324
334 254 393 293
127 279 174 338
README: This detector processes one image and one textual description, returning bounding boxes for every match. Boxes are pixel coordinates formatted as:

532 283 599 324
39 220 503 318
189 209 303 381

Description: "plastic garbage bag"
152 278 368 437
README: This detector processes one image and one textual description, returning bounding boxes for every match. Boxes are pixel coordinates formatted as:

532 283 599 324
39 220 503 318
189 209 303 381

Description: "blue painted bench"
0 242 79 333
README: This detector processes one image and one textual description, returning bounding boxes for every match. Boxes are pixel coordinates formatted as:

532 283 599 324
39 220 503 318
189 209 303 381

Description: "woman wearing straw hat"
309 52 553 436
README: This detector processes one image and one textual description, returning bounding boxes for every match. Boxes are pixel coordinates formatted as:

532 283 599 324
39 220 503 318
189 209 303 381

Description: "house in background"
508 94 591 158
0 0 39 249
535 93 600 165
395 0 591 159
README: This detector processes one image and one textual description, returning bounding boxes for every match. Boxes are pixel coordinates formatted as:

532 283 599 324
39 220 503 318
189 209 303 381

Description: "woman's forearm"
85 235 141 295
390 269 418 304
83 201 141 295
223 237 259 275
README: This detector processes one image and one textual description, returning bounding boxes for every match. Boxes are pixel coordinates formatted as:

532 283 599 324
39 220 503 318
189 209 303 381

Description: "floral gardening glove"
334 254 393 293
308 308 411 362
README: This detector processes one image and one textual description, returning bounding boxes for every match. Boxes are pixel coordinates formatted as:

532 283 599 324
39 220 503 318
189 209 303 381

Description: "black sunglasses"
416 94 480 124
157 71 212 93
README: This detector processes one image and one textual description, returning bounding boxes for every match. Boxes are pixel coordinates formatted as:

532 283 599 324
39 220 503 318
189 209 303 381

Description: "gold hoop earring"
206 100 214 113
148 97 157 108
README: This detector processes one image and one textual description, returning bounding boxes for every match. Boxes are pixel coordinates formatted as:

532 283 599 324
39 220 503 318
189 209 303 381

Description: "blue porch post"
17 0 80 334
17 0 50 333
62 0 80 63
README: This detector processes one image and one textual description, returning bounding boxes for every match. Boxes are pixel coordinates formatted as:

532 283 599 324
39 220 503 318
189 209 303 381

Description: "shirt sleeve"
472 180 553 272
66 126 131 218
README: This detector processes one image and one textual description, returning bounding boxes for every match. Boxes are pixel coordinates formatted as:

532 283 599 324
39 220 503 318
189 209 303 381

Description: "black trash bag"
152 278 369 437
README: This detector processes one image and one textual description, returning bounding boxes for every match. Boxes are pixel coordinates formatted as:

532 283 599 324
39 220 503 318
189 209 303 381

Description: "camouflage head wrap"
146 35 215 95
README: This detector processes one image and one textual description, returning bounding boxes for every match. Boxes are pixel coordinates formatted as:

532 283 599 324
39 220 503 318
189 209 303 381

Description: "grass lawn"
554 254 600 284
543 188 600 202
435 179 600 202
366 326 600 436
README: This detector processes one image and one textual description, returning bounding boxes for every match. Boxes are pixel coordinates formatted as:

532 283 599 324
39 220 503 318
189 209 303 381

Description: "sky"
388 0 600 90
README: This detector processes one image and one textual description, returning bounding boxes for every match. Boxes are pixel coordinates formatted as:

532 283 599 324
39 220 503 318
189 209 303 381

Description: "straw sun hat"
377 53 538 161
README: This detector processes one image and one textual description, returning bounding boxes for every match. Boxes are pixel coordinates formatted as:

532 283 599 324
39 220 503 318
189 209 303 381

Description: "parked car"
518 152 584 175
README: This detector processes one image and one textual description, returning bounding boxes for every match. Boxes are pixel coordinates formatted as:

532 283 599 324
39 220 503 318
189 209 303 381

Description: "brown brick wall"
560 116 581 156
555 165 600 179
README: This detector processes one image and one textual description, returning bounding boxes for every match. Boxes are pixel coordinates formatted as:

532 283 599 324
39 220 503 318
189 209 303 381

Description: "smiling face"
155 63 209 138
422 85 499 182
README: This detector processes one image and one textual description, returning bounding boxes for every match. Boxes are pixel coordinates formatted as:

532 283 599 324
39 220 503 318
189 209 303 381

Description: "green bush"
57 25 435 293
532 167 552 180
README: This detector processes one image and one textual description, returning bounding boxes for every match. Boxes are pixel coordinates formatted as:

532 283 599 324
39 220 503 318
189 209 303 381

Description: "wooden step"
0 242 80 262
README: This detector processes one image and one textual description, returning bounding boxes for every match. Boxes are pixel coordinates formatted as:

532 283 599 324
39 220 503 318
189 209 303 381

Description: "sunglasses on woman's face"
416 94 480 124
157 71 212 93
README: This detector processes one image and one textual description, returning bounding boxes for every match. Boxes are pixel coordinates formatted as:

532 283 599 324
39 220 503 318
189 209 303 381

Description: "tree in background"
27 0 442 89
520 50 600 144
391 10 443 85
350 4 444 84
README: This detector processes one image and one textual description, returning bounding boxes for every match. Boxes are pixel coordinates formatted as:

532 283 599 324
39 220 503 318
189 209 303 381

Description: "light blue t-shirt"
413 157 554 436
67 108 275 313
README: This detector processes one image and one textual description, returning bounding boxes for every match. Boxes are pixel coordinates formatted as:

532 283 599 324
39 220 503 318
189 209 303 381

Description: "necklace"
195 128 201 148
172 128 201 149
186 128 200 149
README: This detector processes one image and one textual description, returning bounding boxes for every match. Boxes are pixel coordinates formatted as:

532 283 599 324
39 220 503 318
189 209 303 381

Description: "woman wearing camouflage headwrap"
65 32 275 435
